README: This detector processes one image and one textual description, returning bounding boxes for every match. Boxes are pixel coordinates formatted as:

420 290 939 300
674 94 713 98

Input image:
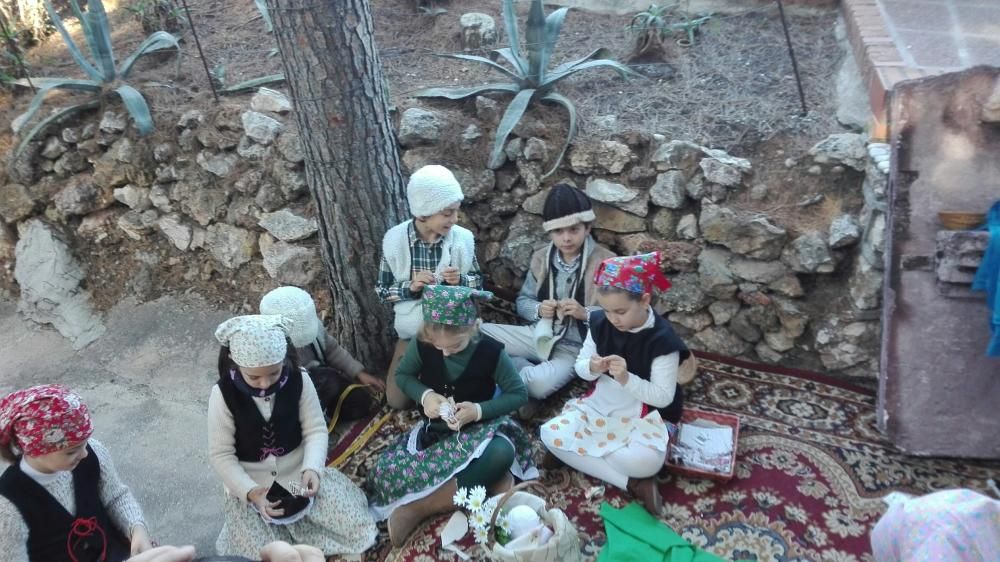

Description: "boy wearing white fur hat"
376 165 482 409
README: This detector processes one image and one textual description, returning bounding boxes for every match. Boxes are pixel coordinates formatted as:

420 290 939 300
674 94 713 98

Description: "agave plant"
413 0 636 177
11 0 180 157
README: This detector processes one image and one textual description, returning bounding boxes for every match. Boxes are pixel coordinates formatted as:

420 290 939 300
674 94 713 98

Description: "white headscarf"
259 286 322 348
214 315 292 368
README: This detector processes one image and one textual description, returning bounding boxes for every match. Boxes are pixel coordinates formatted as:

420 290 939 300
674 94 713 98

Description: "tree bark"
267 0 407 370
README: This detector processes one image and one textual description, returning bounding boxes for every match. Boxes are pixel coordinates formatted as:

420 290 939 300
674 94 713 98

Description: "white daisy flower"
470 510 488 530
474 526 490 544
497 514 511 533
453 487 469 509
468 485 487 510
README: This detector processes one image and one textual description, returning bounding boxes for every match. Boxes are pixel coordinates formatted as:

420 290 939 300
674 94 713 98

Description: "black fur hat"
542 184 596 231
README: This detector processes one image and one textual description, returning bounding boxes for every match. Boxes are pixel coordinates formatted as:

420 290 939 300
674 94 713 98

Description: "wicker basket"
666 408 740 482
939 211 986 230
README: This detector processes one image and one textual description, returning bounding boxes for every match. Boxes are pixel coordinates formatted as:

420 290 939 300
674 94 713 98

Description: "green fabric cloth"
599 502 732 562
421 285 493 326
395 336 527 420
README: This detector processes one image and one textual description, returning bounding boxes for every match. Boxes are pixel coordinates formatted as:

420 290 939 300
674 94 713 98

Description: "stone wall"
0 89 888 379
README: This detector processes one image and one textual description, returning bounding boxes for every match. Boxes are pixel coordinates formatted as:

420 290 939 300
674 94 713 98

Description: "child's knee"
520 364 561 399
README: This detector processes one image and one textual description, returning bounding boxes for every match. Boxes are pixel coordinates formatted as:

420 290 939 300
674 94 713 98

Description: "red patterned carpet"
331 354 999 562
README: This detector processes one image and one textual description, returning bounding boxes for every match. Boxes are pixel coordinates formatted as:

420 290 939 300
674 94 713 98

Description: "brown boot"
627 477 663 516
488 472 514 496
388 478 458 548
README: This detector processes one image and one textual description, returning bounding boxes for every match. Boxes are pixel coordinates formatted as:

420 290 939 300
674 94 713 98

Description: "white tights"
547 443 666 490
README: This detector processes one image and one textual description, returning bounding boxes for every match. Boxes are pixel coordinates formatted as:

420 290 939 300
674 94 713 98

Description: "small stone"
54 176 113 217
271 162 307 198
459 12 497 49
156 165 179 184
699 157 743 186
117 209 158 240
729 309 762 343
258 208 318 241
768 274 804 297
656 272 709 314
259 234 321 285
41 137 68 159
523 137 548 162
782 231 835 273
61 127 81 144
592 203 645 233
755 342 784 363
676 214 699 239
651 208 677 238
783 158 796 168
53 151 91 176
77 209 119 242
628 166 657 182
113 184 151 210
156 214 192 250
177 109 205 129
241 111 284 145
236 136 269 160
650 140 703 176
692 326 750 356
699 200 787 260
153 142 176 163
729 258 789 284
226 197 260 229
149 186 173 213
831 165 845 175
772 296 807 338
522 188 549 215
196 150 240 178
461 124 482 149
398 108 442 147
568 140 633 174
750 183 769 201
99 111 127 133
0 183 36 222
0 222 14 262
452 168 495 203
250 88 292 113
669 311 713 332
276 131 304 163
196 126 240 150
255 182 287 212
475 96 500 124
764 330 795 352
182 188 229 226
504 137 524 162
709 300 740 325
698 248 738 299
829 214 862 249
850 258 883 310
585 177 648 217
206 224 257 269
178 129 198 152
809 132 867 171
650 170 687 209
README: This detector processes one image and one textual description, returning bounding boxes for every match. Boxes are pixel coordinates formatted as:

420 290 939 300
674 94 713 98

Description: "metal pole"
178 0 219 102
776 0 807 116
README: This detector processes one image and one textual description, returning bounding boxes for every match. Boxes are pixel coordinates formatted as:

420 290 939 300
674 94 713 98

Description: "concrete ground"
0 294 231 555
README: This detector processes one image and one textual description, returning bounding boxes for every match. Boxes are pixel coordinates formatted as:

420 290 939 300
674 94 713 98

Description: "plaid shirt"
376 222 483 303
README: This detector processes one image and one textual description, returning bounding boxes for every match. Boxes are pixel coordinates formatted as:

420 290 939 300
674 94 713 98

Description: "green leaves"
119 31 181 78
488 88 535 169
115 84 154 135
254 0 274 33
412 83 520 100
219 74 287 95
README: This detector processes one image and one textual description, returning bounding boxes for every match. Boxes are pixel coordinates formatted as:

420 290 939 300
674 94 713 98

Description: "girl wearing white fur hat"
376 164 483 410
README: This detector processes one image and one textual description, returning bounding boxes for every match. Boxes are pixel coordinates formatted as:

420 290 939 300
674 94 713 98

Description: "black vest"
218 367 304 462
0 445 129 562
590 310 689 423
536 246 588 340
417 335 503 405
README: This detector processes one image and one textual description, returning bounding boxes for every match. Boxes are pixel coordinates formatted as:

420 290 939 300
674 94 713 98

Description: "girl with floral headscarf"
0 384 152 562
208 315 376 558
540 251 691 516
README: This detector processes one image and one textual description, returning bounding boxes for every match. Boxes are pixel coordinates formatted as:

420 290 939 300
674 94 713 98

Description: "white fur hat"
259 286 322 348
407 165 464 218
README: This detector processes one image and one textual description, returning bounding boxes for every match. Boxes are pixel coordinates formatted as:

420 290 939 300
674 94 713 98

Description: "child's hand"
248 486 284 521
539 299 558 319
260 541 325 562
357 371 386 392
125 545 196 562
450 402 479 430
558 299 587 321
410 270 435 293
606 355 629 384
130 525 153 555
422 392 447 419
301 469 320 498
589 354 609 374
440 266 461 285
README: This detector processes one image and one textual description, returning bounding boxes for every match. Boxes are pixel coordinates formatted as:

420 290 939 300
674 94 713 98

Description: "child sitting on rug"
376 165 483 410
481 183 616 415
208 315 377 559
367 285 539 547
0 384 153 562
541 251 690 516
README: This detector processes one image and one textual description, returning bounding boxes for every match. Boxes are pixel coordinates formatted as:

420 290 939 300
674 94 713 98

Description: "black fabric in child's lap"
265 480 310 518
0 445 130 562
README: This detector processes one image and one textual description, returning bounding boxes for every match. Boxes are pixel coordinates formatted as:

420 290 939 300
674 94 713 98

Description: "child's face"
429 331 472 357
596 291 653 331
28 440 89 473
418 202 461 238
547 223 589 257
239 361 284 390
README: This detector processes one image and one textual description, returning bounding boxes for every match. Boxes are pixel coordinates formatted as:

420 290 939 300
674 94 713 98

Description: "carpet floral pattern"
331 354 999 561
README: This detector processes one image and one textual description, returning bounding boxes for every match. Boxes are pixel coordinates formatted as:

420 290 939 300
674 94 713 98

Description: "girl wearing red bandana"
0 384 152 562
540 252 690 516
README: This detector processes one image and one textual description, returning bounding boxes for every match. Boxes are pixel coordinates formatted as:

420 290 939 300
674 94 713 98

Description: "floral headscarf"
215 314 293 368
0 385 93 457
421 285 493 326
593 251 671 294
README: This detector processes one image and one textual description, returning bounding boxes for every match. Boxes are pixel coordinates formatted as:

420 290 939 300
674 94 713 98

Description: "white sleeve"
298 373 329 475
0 495 30 562
206 385 260 502
574 330 602 381
623 352 680 408
91 439 147 538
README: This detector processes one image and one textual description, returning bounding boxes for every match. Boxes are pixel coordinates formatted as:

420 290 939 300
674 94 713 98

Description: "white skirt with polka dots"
540 396 668 459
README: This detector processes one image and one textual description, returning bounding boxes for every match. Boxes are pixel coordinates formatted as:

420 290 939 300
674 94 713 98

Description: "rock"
236 136 269 160
41 136 68 159
628 166 657 182
251 88 292 113
196 150 240 178
0 183 36 222
708 300 740 325
233 170 263 196
768 274 804 297
178 129 198 152
241 111 284 145
54 176 113 217
91 153 130 189
14 220 105 348
755 342 784 363
196 126 240 150
729 309 762 343
117 209 158 240
649 170 687 209
568 140 632 174
475 96 501 124
0 222 15 262
226 197 261 229
81 123 97 139
861 212 886 269
850 258 883 310
764 330 795 352
593 203 645 233
190 227 207 250
113 184 151 210
699 157 744 186
177 109 205 129
272 162 307 198
6 142 40 184
782 231 835 273
691 326 750 356
157 214 192 250
53 151 91 176
99 111 127 133
260 234 322 285
809 133 867 171
815 318 878 370
698 248 738 299
656 272 708 313
522 188 549 215
153 142 176 163
523 137 548 162
182 188 229 226
398 108 442 147
459 12 497 49
461 124 482 149
699 200 787 259
255 182 287 212
503 138 524 162
829 214 861 249
650 208 676 238
685 174 706 200
669 311 713 332
585 178 648 217
498 213 545 280
750 183 769 201
982 80 1000 122
61 127 81 144
155 165 180 184
772 295 807 337
515 159 543 194
276 131 304 163
206 224 257 269
676 214 699 239
77 209 119 242
258 208 318 241
807 165 822 175
650 140 703 177
729 258 788 284
453 168 495 203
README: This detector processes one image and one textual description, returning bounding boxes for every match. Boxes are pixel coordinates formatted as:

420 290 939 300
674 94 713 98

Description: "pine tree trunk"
266 0 407 370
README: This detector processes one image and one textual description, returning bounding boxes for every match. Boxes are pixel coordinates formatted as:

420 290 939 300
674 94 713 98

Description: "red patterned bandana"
593 251 672 294
0 385 93 457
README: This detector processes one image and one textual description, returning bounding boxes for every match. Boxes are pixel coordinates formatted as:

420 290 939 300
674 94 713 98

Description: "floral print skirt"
367 415 538 520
